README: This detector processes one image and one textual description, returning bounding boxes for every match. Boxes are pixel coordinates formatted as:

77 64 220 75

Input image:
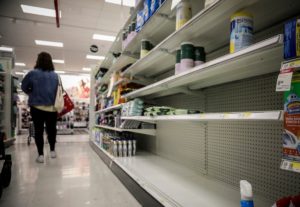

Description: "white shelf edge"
121 111 283 122
122 34 283 99
95 104 123 114
94 125 156 136
95 125 123 132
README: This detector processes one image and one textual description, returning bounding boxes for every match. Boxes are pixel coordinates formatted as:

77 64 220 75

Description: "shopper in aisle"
21 52 59 163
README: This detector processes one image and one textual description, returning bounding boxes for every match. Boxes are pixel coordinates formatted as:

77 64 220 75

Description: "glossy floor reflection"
0 142 141 207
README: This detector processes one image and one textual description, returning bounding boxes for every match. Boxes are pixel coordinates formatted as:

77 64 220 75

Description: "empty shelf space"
95 125 156 136
123 35 283 99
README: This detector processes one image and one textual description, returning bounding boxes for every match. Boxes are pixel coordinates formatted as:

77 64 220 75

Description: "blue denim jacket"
21 69 59 106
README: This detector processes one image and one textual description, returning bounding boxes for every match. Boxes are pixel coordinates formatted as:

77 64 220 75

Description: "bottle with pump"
240 180 254 207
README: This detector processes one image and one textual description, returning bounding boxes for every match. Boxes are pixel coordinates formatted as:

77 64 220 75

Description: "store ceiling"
0 0 130 75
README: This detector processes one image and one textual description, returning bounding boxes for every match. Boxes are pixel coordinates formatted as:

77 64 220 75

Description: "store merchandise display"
284 17 300 60
93 128 137 157
20 106 31 129
57 114 73 135
73 101 89 128
123 0 166 49
90 0 300 206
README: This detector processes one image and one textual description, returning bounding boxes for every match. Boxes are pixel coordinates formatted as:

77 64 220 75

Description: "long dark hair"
34 52 55 71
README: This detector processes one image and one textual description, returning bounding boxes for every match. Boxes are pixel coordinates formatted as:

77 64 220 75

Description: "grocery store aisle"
0 142 141 207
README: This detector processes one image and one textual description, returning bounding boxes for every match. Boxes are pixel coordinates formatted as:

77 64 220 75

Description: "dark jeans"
30 107 57 155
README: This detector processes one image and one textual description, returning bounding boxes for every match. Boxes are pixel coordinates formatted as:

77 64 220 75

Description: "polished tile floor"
0 138 141 207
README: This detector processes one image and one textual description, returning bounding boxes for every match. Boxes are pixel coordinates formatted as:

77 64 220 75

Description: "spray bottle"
240 180 254 207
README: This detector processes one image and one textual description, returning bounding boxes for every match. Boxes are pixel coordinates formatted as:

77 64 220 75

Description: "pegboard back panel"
156 121 207 174
153 93 205 111
149 72 300 201
207 121 300 200
205 73 283 112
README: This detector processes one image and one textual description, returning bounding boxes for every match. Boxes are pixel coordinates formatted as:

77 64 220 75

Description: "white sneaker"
36 155 44 163
50 151 57 158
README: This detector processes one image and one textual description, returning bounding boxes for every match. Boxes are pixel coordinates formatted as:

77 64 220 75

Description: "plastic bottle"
113 140 118 157
240 180 254 207
133 140 137 156
123 140 127 157
118 140 123 157
128 140 132 156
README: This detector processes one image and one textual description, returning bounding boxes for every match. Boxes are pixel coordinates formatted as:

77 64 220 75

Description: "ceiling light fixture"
15 72 25 75
35 40 63 47
93 34 116 42
123 0 136 7
82 67 91 71
105 0 122 5
86 55 105 60
21 4 62 18
53 59 65 64
0 46 13 52
15 62 26 67
56 70 65 74
105 0 135 7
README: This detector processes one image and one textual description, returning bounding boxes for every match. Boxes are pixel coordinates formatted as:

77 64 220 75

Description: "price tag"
280 159 300 173
199 114 206 119
280 159 292 170
276 72 293 91
292 162 300 172
223 113 229 119
242 112 252 118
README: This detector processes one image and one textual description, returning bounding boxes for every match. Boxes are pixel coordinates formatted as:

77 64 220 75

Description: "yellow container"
176 0 192 30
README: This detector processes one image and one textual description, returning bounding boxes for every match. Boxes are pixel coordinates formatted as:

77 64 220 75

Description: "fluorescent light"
0 46 13 52
82 67 91 71
86 55 105 60
35 40 63 47
21 4 62 18
53 59 65 64
15 72 25 75
56 70 65 74
15 62 26 67
123 0 135 7
105 0 122 5
93 34 115 42
105 0 135 6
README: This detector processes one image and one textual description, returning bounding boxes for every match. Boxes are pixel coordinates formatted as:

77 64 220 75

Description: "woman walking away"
21 52 59 163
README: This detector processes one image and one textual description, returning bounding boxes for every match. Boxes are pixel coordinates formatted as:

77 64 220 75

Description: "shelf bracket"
176 87 205 98
122 51 139 59
159 48 174 55
157 13 176 21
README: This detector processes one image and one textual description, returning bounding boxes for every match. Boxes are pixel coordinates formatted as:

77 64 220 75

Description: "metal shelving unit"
123 35 283 99
90 0 300 205
122 0 300 78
